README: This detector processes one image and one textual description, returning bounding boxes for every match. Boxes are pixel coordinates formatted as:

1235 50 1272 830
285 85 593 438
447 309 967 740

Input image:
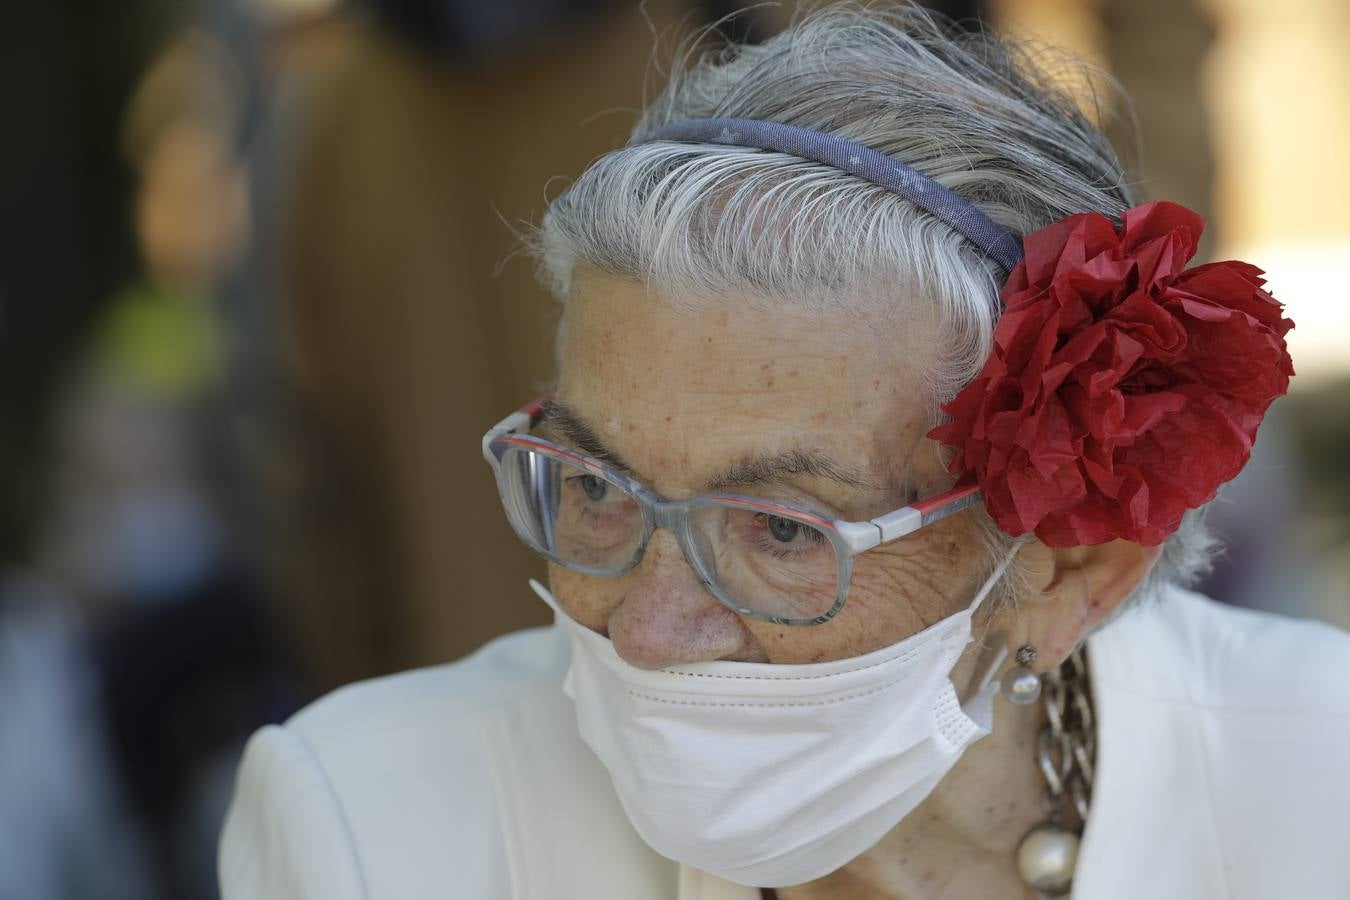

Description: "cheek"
737 563 926 663
747 518 988 662
862 522 988 618
548 563 624 636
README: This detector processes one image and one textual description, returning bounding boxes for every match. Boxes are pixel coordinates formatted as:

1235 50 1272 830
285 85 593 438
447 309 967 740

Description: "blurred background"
0 0 1346 897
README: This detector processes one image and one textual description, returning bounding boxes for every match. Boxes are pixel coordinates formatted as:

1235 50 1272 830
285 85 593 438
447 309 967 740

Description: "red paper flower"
928 201 1294 547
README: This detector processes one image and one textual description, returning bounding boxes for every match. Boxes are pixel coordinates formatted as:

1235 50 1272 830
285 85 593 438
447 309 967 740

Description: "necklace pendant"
1016 822 1079 896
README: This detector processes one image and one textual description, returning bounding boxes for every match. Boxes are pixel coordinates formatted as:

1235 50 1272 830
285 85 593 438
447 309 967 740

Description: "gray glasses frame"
483 395 983 626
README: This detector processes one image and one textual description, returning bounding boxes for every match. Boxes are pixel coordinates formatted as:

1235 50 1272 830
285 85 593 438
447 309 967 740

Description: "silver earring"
1000 645 1041 705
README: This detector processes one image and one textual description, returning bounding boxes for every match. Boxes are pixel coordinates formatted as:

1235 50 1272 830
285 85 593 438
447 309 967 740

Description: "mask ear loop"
964 547 1021 693
530 577 559 614
963 545 1019 617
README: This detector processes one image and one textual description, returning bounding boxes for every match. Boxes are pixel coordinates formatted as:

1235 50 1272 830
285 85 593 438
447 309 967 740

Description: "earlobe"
1004 539 1163 669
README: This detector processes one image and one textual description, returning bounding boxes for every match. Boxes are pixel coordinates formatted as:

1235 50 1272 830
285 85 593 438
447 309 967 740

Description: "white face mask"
530 560 1011 888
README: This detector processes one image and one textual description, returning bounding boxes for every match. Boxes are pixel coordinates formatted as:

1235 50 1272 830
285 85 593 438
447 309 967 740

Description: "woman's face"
547 268 996 668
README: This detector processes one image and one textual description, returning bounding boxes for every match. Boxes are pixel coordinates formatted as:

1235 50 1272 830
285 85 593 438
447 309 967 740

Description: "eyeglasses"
482 392 983 626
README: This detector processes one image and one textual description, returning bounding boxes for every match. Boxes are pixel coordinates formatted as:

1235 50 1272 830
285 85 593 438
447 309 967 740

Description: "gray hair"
530 2 1217 602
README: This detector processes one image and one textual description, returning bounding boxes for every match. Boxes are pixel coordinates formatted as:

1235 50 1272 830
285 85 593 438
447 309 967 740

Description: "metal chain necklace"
1015 647 1096 897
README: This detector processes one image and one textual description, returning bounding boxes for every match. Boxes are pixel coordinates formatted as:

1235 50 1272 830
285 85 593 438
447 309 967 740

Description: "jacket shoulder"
1093 585 1350 714
1082 587 1350 899
285 625 570 747
220 626 574 900
220 724 372 900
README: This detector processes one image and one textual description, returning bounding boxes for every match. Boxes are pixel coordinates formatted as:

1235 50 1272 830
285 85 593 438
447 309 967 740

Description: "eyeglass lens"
497 446 841 620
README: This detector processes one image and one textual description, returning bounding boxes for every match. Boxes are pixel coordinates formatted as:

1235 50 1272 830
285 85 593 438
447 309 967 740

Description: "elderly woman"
220 5 1350 899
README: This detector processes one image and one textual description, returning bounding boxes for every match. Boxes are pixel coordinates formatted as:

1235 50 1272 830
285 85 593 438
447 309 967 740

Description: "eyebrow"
706 449 876 493
540 399 637 472
541 399 877 494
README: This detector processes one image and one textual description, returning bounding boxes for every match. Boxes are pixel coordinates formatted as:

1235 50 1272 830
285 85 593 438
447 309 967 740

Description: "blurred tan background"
274 0 1350 690
0 1 1346 898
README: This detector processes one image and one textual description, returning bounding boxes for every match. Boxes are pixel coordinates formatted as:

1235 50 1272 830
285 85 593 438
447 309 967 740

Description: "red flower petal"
930 201 1294 547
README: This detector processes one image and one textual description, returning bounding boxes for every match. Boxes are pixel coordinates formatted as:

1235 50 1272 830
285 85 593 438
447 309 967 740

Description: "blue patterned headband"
635 117 1025 273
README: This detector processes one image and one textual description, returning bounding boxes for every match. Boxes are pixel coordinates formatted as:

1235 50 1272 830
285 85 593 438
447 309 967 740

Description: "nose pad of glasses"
652 504 716 587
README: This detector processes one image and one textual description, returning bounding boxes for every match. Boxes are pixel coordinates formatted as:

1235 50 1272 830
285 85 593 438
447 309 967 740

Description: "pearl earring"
1000 645 1041 705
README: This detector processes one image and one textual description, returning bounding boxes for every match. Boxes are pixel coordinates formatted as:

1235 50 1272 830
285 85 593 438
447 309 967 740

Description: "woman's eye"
579 474 610 502
763 514 801 543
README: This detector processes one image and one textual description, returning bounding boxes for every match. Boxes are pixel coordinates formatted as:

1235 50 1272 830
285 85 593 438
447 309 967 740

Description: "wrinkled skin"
546 268 1160 899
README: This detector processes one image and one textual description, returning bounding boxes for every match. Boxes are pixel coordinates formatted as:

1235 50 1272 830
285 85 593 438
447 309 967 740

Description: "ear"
998 538 1163 670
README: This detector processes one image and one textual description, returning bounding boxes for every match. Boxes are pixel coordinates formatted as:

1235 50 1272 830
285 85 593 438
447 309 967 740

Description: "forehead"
556 270 941 494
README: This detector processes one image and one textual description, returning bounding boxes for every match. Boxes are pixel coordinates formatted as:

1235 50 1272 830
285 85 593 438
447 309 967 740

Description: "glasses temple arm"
870 483 983 543
482 390 555 462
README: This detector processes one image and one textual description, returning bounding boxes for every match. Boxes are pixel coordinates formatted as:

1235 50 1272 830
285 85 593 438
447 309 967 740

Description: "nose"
607 530 757 669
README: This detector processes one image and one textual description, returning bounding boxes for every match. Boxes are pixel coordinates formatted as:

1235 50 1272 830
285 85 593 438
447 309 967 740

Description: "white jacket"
219 586 1350 899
